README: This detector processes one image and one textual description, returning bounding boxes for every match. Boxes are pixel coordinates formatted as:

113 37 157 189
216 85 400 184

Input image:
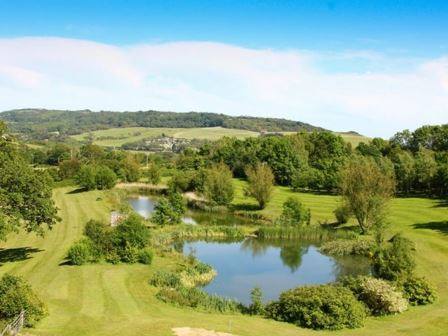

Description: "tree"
245 163 274 209
95 166 117 190
75 165 97 190
392 151 415 194
414 148 437 192
152 192 185 226
46 143 71 165
146 163 161 185
278 197 310 226
58 158 81 179
339 157 395 234
119 157 140 182
0 124 59 240
203 162 234 206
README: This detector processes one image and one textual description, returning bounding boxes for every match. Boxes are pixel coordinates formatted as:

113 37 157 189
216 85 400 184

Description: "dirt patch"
172 327 236 336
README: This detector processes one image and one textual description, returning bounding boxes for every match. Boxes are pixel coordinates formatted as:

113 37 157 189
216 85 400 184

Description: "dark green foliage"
118 157 141 182
46 143 71 165
168 170 197 192
75 165 117 190
68 215 150 265
265 285 366 330
0 274 47 327
94 166 117 190
277 197 310 226
58 158 81 179
373 234 416 281
334 205 351 224
0 109 322 140
0 149 58 240
114 214 150 249
203 163 234 206
138 248 154 265
399 276 437 306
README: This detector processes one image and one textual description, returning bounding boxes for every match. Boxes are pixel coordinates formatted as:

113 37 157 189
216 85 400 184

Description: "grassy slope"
71 127 259 146
71 127 369 148
0 184 447 335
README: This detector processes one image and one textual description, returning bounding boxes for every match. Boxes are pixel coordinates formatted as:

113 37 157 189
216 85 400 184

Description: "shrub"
203 163 234 206
340 276 408 315
75 165 97 190
0 274 47 327
146 164 161 185
334 205 350 224
265 285 366 330
179 262 217 288
319 239 373 256
114 214 150 249
67 238 95 265
118 243 139 263
95 165 117 190
169 170 197 192
277 197 310 226
152 192 185 226
138 248 154 265
373 234 416 281
399 276 437 306
247 287 264 315
150 271 182 288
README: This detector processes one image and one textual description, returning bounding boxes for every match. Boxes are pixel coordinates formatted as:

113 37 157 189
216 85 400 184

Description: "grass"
71 126 369 148
0 184 447 335
71 127 259 147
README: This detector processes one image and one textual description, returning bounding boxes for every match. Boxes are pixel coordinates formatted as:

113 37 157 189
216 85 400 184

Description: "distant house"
110 211 125 227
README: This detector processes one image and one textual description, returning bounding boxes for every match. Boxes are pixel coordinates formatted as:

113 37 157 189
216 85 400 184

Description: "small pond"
128 195 371 304
127 195 253 226
182 239 371 304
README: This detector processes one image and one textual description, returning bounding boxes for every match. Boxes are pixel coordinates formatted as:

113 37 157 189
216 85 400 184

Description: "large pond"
128 195 371 304
182 239 370 304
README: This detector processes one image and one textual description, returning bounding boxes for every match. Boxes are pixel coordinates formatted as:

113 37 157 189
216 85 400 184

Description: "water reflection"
183 239 370 304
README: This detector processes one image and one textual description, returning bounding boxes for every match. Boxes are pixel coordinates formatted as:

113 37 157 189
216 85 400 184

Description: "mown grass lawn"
0 184 447 336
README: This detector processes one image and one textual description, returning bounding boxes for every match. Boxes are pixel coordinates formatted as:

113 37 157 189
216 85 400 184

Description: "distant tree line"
0 108 324 140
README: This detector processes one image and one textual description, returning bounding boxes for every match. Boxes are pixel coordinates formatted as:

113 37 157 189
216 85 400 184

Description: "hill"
0 108 325 139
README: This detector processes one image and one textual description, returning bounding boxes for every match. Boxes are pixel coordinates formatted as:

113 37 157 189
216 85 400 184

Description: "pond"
127 195 253 226
182 239 371 304
128 195 371 304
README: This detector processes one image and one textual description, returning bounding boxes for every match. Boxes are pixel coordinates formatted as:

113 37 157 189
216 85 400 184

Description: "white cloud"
0 37 447 137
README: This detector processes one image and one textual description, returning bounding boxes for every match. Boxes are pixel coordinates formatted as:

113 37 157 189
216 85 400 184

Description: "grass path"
0 186 447 335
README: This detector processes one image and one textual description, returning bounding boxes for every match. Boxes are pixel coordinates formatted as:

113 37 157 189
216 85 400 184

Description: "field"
71 127 369 148
1 183 447 335
71 127 259 147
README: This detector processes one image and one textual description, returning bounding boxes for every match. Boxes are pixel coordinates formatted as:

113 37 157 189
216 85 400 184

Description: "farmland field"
0 182 447 336
71 126 369 148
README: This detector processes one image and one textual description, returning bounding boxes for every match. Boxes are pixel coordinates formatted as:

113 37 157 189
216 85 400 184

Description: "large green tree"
245 162 275 209
0 122 59 241
203 162 234 206
339 156 395 234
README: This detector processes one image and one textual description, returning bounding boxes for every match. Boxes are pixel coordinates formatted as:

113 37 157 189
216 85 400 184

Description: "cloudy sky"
0 1 447 137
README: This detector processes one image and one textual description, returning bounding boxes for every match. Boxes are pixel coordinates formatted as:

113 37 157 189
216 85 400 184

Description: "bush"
400 276 437 306
118 243 139 263
138 248 154 265
67 238 95 265
373 234 416 281
247 287 264 315
146 164 161 185
340 276 408 315
334 205 350 224
169 170 197 192
114 214 150 250
150 271 182 288
203 163 234 206
265 285 366 330
319 239 373 256
277 197 310 226
152 192 185 226
95 165 117 190
0 274 47 327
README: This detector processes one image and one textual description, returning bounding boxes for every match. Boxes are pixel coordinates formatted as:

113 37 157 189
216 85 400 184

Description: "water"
127 195 371 304
127 195 252 226
182 239 370 304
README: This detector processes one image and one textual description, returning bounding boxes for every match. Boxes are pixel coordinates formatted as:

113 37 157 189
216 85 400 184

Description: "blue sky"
0 1 447 136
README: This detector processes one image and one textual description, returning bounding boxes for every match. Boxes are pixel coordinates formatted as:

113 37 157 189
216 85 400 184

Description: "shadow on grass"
0 247 43 265
433 199 448 208
412 221 448 235
66 187 87 194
